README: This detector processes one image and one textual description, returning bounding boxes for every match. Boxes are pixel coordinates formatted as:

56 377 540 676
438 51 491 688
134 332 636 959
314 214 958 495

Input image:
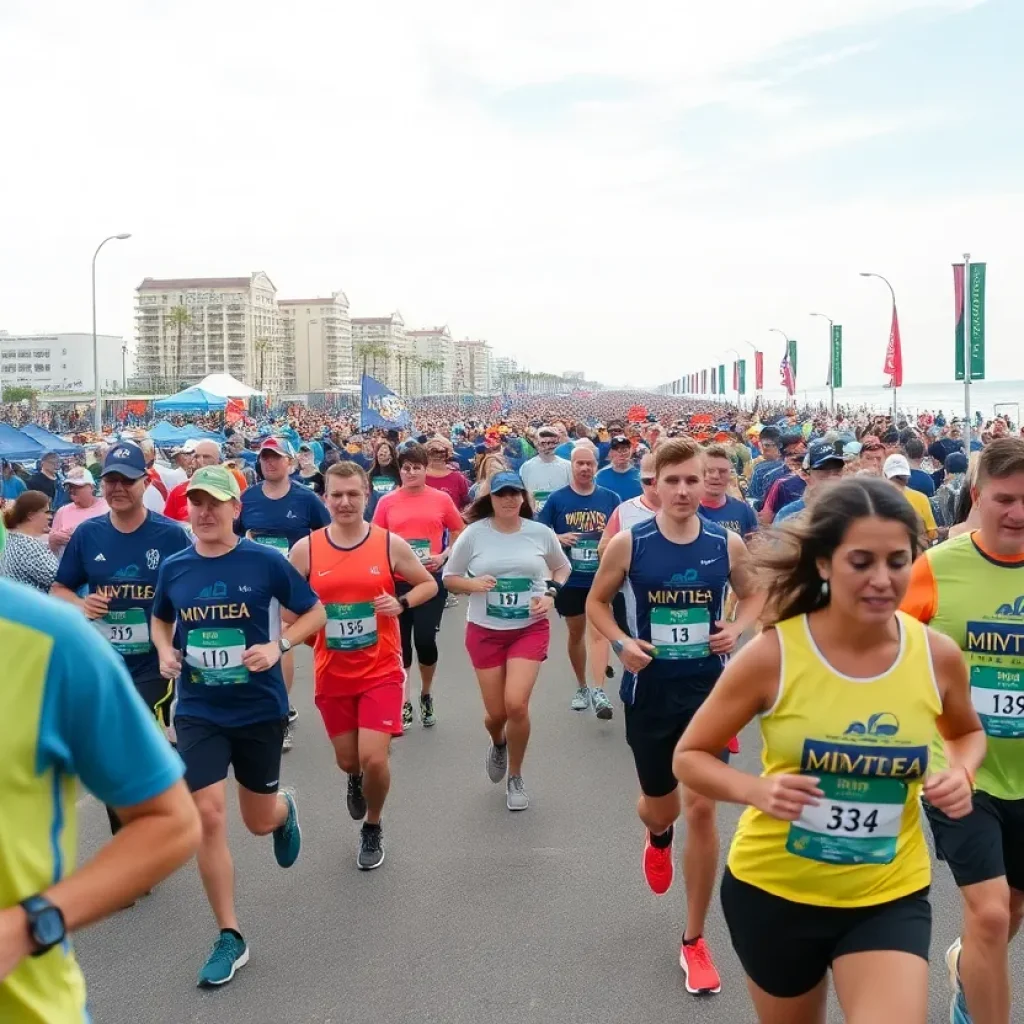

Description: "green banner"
969 263 986 380
787 339 798 382
738 359 746 395
830 325 843 389
718 364 725 394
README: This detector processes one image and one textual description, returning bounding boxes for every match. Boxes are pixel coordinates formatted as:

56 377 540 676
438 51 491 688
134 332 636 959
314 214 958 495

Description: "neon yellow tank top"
926 532 1024 800
727 611 940 908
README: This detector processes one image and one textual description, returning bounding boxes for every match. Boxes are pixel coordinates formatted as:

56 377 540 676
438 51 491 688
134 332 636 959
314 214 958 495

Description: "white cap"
883 454 911 479
65 467 94 487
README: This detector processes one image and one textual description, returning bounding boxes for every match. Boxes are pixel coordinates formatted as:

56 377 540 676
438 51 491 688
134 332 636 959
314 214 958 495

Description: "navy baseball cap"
489 471 526 494
945 452 969 474
804 439 846 471
101 442 148 480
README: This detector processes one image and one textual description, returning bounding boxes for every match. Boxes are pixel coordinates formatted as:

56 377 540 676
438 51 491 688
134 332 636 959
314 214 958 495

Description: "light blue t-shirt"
595 465 642 502
775 498 806 522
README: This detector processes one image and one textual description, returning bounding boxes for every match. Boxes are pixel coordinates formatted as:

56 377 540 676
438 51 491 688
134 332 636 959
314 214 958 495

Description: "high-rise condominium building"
455 338 494 395
351 312 406 394
134 272 290 392
279 292 353 392
407 326 455 395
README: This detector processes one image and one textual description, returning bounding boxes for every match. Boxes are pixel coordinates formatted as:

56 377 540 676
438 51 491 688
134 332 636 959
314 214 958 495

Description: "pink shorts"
465 619 550 670
315 679 404 738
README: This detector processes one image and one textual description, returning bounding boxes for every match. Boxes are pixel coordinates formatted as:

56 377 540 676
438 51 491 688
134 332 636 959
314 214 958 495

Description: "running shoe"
287 705 299 724
282 722 294 752
346 773 367 820
506 775 529 811
945 937 972 1024
444 593 459 609
273 791 301 868
570 687 590 711
420 693 436 728
679 936 722 995
486 741 508 783
591 687 613 720
401 701 415 730
197 930 249 987
643 829 674 895
358 822 385 870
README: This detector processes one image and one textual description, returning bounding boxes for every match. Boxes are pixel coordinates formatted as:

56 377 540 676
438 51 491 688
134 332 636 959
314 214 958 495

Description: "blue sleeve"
272 552 319 615
536 493 556 529
53 525 87 590
308 491 331 529
742 502 758 535
152 558 176 623
235 492 252 535
40 608 183 807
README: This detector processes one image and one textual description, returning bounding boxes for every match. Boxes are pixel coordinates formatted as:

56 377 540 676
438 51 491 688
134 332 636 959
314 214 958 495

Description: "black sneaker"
420 693 436 728
347 773 367 821
358 823 385 871
287 706 299 724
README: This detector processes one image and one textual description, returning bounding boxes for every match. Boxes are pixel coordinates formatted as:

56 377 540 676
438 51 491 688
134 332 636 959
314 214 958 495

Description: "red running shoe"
680 936 722 995
727 736 740 755
642 830 674 895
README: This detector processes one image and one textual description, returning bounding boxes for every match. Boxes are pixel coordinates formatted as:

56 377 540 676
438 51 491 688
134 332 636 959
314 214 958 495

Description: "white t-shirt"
519 456 571 511
443 518 570 630
143 482 167 515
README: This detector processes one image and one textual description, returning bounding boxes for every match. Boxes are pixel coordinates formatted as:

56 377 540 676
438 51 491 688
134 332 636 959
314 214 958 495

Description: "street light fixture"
809 312 835 413
92 233 132 433
859 271 899 421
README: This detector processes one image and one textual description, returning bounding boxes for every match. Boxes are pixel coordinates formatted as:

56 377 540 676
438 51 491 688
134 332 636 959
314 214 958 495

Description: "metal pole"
809 313 835 414
91 233 131 434
964 252 972 444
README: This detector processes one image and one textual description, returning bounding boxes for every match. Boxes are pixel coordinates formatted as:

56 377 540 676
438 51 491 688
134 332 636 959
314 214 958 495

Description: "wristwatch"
20 895 66 957
611 639 625 656
398 596 411 611
544 587 558 598
278 637 293 655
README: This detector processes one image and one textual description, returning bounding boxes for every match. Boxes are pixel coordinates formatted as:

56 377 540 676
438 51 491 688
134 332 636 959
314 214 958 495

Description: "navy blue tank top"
622 516 731 706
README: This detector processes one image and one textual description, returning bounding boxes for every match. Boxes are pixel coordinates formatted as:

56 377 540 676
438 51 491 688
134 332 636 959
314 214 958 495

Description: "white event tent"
195 373 264 398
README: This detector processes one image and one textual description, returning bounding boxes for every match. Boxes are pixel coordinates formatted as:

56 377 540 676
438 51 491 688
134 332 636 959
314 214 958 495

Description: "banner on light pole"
830 325 843 389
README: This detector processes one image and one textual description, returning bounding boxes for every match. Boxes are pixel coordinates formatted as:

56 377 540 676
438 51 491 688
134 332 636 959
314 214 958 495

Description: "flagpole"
859 271 899 422
743 341 760 399
809 312 835 414
963 252 972 444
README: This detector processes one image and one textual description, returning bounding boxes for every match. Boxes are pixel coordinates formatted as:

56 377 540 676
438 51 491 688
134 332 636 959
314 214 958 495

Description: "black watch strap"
20 895 66 957
398 595 411 611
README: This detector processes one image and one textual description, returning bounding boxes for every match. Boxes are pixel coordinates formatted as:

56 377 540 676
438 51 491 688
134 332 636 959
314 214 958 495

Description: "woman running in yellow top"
675 476 985 1024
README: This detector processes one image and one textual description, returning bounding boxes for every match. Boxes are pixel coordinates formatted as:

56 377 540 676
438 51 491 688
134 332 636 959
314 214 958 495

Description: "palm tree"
254 337 270 392
405 354 420 395
419 359 443 395
167 305 191 386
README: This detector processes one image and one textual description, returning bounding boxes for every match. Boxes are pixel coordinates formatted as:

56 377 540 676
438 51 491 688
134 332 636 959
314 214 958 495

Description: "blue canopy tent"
152 387 227 413
148 421 225 447
20 424 83 456
0 423 46 462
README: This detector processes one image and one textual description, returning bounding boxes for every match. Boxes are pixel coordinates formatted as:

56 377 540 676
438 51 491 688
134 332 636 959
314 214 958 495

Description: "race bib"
409 538 432 563
486 578 532 620
786 775 906 865
372 478 396 494
532 490 551 512
970 665 1024 738
325 602 378 650
570 539 599 573
650 607 711 660
253 534 289 555
185 628 249 685
95 607 151 655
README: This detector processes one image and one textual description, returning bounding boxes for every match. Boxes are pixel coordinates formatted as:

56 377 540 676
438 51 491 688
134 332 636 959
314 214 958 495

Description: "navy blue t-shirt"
699 496 758 538
908 468 936 497
595 465 643 502
54 511 192 682
152 539 319 727
537 484 619 588
236 480 330 554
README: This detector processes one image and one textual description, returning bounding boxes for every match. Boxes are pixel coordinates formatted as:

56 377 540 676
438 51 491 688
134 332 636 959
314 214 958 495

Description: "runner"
587 436 763 995
902 436 1024 1024
519 425 571 514
237 436 331 750
51 441 192 833
675 476 984 1023
151 465 326 987
425 435 470 509
883 454 939 546
163 440 245 522
698 443 758 538
597 450 660 556
288 461 437 869
48 466 108 557
595 434 643 501
774 440 847 523
443 471 571 811
372 442 464 729
537 445 619 718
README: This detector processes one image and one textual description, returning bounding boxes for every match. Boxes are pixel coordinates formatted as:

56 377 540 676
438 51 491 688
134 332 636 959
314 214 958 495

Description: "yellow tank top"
727 611 941 908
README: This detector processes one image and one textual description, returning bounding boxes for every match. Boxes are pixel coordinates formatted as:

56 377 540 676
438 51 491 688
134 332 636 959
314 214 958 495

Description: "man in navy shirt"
698 444 758 538
152 465 325 989
596 435 643 501
538 446 619 720
903 436 936 497
774 440 846 522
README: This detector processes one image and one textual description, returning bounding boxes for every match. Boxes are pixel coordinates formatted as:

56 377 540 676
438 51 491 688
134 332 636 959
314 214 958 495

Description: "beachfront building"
351 312 407 394
0 331 127 394
455 338 494 395
279 292 353 392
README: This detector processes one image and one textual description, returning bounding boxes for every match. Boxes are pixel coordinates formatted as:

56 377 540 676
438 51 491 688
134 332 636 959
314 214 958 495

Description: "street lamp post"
809 312 835 413
92 233 131 433
859 271 898 422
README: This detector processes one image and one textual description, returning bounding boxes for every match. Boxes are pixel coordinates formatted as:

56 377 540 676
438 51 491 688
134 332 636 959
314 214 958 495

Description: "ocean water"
746 380 1024 421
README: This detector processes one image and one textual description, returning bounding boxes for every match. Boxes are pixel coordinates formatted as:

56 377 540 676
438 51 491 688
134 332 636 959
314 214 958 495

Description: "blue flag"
360 374 411 429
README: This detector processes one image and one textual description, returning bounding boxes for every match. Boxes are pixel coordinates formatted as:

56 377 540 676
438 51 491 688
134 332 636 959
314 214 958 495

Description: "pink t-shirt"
426 470 469 510
51 499 109 538
372 486 463 561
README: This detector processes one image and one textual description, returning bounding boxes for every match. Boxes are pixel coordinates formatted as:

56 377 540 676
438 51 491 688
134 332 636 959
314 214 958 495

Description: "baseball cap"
843 440 864 458
64 467 94 487
187 465 241 502
780 434 807 455
884 454 912 479
945 452 969 474
609 434 630 448
537 426 558 439
101 443 148 480
258 436 293 458
805 440 846 471
489 471 526 494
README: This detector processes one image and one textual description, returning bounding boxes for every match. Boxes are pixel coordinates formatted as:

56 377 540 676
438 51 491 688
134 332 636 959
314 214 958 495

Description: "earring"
820 579 830 598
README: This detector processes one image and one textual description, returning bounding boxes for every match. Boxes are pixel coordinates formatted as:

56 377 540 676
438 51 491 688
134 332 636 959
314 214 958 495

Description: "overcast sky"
1 0 1019 390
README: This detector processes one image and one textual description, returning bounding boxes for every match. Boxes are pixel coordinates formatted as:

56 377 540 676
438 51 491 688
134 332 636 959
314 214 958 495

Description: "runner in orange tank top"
288 462 437 870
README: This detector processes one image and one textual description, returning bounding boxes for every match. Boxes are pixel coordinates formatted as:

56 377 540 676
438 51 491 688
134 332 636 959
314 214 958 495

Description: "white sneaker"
570 687 590 711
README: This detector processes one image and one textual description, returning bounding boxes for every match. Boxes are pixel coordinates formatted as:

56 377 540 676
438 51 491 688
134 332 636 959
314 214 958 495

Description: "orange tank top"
310 525 404 696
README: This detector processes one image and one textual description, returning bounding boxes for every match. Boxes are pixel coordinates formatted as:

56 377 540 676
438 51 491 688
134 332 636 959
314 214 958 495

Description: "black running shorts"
924 790 1024 893
720 868 931 998
175 715 286 794
133 672 175 728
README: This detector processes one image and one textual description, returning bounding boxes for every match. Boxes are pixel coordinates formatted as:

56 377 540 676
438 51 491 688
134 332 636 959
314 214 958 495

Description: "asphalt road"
76 613 1023 1024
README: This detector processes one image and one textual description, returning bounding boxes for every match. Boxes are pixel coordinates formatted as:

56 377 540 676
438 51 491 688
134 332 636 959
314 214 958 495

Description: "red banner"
754 350 764 390
732 361 738 391
225 398 245 425
883 306 904 388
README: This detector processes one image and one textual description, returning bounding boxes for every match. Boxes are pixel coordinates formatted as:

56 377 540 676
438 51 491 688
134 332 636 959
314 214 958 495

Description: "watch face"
35 907 65 947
